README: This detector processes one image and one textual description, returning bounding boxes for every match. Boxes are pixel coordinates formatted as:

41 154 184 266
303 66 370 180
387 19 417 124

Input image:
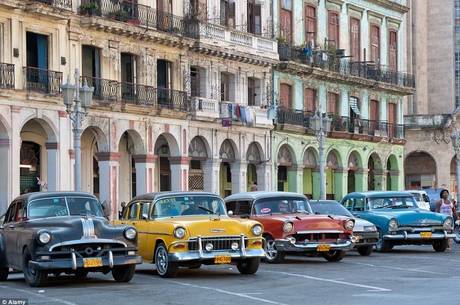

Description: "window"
4 202 18 223
349 18 360 62
389 30 398 71
190 0 207 21
220 72 235 102
328 11 340 48
353 198 366 211
369 100 379 122
191 66 201 97
304 88 316 113
157 59 172 89
342 198 354 210
238 201 252 216
327 92 339 115
127 202 140 220
140 202 150 220
220 0 236 28
82 46 101 79
152 196 226 217
279 83 292 109
305 5 317 45
280 0 293 43
247 0 261 35
26 32 49 70
226 201 237 214
370 25 380 64
248 77 261 106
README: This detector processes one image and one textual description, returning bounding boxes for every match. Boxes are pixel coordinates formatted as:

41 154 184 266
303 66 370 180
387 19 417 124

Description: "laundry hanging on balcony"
349 97 361 117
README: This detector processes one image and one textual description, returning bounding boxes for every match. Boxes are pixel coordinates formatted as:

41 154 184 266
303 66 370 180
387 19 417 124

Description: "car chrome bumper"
168 235 265 262
353 231 379 246
383 231 456 240
29 253 143 271
274 239 353 252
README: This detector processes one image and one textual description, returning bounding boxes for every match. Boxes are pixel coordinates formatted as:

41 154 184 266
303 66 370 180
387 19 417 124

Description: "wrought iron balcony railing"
278 44 415 89
330 116 405 139
34 0 73 10
0 63 15 89
277 108 313 127
23 67 62 95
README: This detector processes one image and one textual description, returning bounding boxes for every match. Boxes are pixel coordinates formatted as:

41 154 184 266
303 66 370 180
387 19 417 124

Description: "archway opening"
368 153 383 191
219 139 236 197
277 144 295 192
347 151 361 193
119 131 139 203
247 142 263 191
188 136 208 191
0 119 9 213
387 155 399 191
156 135 172 192
404 151 436 189
303 148 317 199
81 127 101 198
326 150 341 200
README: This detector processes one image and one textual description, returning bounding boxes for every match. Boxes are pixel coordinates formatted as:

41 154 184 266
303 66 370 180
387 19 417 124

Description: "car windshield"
254 197 312 215
310 201 352 217
410 193 422 201
28 196 104 219
369 196 418 210
151 196 226 218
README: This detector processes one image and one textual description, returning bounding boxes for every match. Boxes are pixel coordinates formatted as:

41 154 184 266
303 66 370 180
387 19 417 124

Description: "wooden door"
327 92 339 114
305 5 316 44
328 11 339 48
280 83 291 109
280 9 292 43
370 25 380 64
389 30 398 71
387 103 397 138
304 88 316 113
369 100 379 133
350 18 360 62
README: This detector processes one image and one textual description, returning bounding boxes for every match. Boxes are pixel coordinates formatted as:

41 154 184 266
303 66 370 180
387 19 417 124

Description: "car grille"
188 236 248 251
51 243 125 258
293 233 341 243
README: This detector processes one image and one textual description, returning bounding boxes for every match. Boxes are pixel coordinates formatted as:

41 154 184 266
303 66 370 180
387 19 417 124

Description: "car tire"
322 250 346 262
357 245 373 256
0 267 8 281
432 239 448 252
236 258 260 275
155 243 178 278
375 229 393 253
112 264 136 282
23 248 47 287
263 236 285 264
74 270 89 280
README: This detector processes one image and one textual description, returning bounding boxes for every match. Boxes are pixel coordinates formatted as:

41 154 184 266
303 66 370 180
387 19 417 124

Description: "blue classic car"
340 192 455 252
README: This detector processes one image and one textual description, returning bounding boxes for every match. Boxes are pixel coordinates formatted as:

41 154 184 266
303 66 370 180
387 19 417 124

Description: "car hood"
370 209 446 226
325 215 375 232
254 213 348 232
156 215 258 237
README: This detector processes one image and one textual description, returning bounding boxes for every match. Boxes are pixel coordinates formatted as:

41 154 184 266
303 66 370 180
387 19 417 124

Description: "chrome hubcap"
265 239 277 260
156 247 168 275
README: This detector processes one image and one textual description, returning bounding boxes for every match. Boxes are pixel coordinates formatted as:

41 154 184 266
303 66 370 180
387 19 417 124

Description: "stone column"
373 169 385 191
203 159 221 194
169 157 190 191
256 162 271 191
287 166 303 193
45 142 60 191
334 169 348 200
133 154 156 195
231 161 248 194
11 106 21 199
97 152 120 220
388 170 400 191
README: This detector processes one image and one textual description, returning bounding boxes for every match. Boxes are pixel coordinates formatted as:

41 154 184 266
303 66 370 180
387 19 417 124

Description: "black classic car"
0 192 143 286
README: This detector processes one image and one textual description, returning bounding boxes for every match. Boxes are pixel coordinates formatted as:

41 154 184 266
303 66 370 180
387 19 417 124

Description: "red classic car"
224 192 355 263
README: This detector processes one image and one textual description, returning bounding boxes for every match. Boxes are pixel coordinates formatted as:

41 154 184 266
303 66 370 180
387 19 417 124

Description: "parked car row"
0 190 455 287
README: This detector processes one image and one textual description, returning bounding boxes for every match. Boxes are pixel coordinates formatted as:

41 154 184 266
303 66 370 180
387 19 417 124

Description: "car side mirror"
228 210 234 216
101 200 111 218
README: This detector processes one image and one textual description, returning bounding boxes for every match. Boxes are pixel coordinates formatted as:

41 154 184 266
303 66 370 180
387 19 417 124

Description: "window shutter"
350 18 360 62
304 88 316 113
280 9 292 43
228 0 236 28
305 5 316 44
280 84 291 109
254 4 261 34
369 100 379 122
370 25 380 64
328 11 339 47
387 103 396 124
389 30 398 71
327 92 339 114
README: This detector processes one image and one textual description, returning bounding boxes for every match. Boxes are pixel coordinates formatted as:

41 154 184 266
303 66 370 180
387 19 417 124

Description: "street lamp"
451 128 460 205
311 111 332 200
62 69 94 192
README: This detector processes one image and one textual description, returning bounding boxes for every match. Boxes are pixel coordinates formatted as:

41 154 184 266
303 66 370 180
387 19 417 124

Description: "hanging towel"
227 103 232 118
236 104 241 119
240 106 247 124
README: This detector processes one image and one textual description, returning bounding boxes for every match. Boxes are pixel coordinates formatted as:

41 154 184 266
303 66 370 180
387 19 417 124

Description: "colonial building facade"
0 0 277 215
272 0 414 199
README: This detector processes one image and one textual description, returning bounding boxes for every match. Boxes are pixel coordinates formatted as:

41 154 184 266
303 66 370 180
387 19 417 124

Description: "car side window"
127 202 140 220
238 201 252 217
15 201 26 221
226 201 237 215
354 198 365 211
4 202 18 223
343 198 354 211
140 202 150 220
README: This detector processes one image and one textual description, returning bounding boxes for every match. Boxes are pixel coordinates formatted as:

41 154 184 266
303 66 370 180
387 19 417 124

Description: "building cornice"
366 0 410 14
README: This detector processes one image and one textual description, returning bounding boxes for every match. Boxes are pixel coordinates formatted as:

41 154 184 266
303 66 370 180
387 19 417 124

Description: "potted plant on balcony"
79 2 99 16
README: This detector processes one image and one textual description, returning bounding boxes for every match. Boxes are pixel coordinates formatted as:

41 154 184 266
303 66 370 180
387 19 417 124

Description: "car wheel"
112 264 136 282
236 258 260 275
322 250 346 262
74 270 89 280
357 245 373 256
155 243 178 278
23 248 47 287
375 229 393 253
0 267 8 281
263 236 285 264
432 239 448 252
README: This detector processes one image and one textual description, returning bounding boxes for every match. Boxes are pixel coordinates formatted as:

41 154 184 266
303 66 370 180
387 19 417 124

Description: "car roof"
224 192 307 202
15 191 97 202
309 200 340 204
131 191 221 202
406 190 427 194
346 191 413 198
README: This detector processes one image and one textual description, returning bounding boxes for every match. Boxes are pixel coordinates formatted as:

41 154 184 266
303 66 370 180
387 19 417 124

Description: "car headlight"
364 225 377 232
174 227 186 239
388 219 398 231
344 219 355 231
124 227 137 240
443 217 453 230
38 232 51 244
252 224 263 236
282 221 294 233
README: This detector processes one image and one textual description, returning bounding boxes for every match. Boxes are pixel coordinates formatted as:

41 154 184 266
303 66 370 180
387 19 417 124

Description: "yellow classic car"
116 192 265 277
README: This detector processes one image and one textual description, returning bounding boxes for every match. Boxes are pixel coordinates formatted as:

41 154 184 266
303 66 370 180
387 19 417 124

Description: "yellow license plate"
214 256 231 264
83 257 103 268
420 232 432 239
317 244 331 252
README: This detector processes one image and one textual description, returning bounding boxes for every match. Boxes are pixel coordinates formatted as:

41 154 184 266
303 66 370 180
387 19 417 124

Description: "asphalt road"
0 244 458 305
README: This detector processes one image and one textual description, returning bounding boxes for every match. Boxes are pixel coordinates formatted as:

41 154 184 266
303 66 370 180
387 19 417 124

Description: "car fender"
0 233 7 267
357 213 393 233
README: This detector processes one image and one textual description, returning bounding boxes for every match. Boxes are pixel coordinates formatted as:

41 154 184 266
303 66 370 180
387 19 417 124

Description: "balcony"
83 76 190 112
79 0 198 37
404 114 451 129
0 63 15 89
278 44 415 90
23 67 62 95
34 0 72 9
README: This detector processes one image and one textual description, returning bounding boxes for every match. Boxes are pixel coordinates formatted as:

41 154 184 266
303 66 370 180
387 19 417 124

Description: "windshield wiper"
198 206 215 214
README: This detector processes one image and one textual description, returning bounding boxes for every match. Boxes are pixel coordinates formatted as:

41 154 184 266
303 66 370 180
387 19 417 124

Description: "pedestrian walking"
435 189 457 247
